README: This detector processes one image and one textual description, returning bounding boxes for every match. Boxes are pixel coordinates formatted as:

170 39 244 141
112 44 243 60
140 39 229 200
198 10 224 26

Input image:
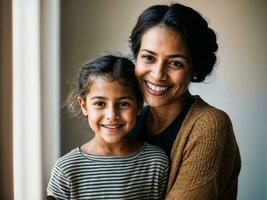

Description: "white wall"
60 1 267 199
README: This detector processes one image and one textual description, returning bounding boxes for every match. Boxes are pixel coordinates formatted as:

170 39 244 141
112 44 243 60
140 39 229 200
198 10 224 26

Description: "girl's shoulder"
141 143 169 163
54 147 82 168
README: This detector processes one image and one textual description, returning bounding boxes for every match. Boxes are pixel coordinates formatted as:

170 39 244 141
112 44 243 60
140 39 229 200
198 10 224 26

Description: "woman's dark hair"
66 55 143 116
130 3 218 82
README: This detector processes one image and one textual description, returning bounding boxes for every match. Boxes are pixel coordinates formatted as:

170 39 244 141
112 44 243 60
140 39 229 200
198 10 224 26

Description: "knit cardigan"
165 96 241 200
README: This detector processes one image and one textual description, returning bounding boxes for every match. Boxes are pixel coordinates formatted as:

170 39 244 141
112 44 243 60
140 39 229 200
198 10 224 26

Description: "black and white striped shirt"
47 143 169 200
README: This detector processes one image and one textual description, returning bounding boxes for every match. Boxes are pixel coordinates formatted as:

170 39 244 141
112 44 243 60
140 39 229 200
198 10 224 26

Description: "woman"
129 3 241 200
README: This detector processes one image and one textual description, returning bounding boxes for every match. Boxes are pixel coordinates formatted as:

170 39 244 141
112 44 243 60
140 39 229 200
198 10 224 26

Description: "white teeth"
146 81 169 92
103 124 121 129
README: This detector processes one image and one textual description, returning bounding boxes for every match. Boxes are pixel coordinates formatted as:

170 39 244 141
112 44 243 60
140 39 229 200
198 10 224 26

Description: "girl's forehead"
86 74 111 89
87 76 134 96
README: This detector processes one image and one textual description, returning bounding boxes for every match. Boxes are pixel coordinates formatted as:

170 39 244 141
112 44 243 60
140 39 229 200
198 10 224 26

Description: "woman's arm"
166 110 240 199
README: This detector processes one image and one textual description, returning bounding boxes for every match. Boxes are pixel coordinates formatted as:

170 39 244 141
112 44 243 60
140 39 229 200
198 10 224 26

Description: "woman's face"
135 26 193 108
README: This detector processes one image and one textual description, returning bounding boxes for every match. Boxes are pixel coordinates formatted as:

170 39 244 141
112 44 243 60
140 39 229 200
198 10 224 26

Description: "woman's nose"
151 62 167 81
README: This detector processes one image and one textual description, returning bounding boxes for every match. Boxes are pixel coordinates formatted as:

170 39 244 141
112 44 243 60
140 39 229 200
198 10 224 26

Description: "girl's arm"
159 160 169 200
47 196 58 200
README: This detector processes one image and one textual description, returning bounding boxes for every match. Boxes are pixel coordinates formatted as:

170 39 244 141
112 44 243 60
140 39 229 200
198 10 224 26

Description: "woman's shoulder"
182 96 235 145
179 96 235 143
189 96 232 124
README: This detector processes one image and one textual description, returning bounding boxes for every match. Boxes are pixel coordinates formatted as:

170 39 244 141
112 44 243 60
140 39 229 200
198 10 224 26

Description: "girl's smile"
78 76 139 147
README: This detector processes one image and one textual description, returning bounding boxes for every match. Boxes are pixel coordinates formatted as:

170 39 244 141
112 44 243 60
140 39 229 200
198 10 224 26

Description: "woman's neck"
146 92 193 135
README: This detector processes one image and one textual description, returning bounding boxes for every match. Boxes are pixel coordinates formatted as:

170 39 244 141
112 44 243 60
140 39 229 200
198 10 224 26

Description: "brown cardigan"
165 96 241 200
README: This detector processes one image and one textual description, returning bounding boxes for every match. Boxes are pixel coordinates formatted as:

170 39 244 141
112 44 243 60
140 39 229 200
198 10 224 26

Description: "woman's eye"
168 60 184 68
141 55 155 62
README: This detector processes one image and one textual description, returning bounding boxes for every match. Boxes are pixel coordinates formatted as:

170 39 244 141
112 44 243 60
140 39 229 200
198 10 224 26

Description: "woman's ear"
77 96 88 116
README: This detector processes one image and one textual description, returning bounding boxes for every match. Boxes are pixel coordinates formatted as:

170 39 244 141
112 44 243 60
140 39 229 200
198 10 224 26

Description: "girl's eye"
168 60 184 69
141 54 155 62
118 102 130 108
94 101 105 107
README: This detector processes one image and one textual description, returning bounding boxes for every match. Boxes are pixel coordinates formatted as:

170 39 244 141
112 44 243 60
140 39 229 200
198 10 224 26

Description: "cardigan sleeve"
166 109 238 199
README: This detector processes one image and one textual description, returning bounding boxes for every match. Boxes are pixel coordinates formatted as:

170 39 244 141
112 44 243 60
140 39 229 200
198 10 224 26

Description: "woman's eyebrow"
167 54 187 60
140 49 188 60
139 49 157 55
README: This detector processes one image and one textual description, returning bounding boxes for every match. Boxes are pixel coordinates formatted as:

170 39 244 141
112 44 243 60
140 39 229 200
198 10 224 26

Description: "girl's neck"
81 137 143 156
146 92 193 135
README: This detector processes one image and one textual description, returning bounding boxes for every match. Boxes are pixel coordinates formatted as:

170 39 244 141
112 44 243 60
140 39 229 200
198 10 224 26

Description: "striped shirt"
47 143 169 200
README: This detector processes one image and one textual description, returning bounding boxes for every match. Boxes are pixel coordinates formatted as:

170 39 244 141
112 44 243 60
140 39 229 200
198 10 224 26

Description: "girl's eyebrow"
139 49 188 60
90 96 135 100
90 96 105 100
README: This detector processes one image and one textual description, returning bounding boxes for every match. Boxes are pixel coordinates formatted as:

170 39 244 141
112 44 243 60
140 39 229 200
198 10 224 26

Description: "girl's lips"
144 81 170 95
102 124 123 129
101 124 124 133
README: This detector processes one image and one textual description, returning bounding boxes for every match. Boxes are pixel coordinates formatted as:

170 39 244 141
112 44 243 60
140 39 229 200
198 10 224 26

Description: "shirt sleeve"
47 163 71 200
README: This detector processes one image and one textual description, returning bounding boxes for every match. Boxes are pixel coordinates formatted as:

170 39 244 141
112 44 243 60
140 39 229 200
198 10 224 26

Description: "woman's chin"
144 96 169 108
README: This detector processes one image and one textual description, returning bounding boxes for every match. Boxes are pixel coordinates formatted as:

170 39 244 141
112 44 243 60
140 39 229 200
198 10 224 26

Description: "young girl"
47 55 169 200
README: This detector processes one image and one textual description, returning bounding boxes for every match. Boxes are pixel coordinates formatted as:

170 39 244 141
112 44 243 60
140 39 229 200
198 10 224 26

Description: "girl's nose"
105 106 119 120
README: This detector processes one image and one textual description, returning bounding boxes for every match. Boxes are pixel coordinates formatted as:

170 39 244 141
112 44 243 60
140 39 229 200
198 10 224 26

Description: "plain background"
60 1 267 199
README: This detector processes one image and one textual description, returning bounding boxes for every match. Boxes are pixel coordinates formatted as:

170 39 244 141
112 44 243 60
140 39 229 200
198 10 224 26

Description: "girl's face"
135 26 193 108
78 77 138 146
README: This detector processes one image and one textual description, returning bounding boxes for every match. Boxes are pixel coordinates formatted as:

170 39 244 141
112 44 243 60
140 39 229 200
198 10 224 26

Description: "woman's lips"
144 81 170 95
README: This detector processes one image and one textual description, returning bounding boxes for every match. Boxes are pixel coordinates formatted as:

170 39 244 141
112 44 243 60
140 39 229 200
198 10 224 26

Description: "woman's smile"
135 26 192 108
144 80 170 95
